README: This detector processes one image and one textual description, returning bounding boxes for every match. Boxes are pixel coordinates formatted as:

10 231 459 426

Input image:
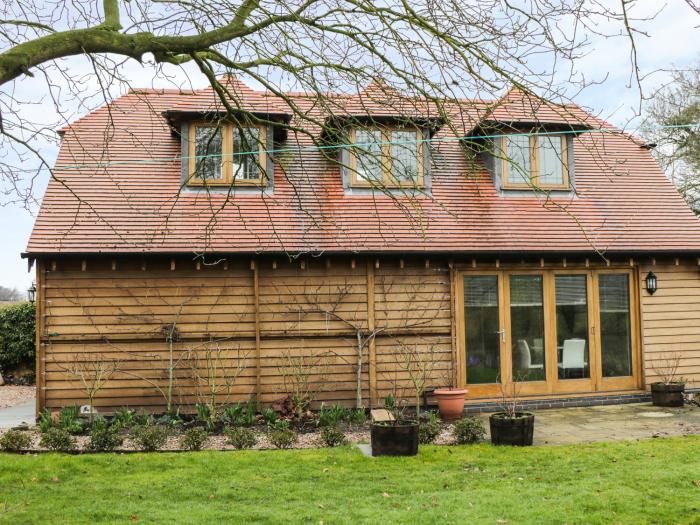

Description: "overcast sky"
1 1 699 294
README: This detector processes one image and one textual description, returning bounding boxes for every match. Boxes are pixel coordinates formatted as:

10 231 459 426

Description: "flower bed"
0 404 486 453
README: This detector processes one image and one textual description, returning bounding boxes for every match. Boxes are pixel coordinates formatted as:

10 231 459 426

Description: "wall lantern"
645 271 657 295
27 282 36 303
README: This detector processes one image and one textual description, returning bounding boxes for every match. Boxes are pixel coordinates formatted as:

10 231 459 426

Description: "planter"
433 388 468 421
370 421 419 456
489 412 535 446
651 382 685 407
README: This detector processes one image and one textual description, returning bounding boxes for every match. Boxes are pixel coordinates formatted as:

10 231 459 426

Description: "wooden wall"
35 254 700 414
36 256 452 413
639 259 700 389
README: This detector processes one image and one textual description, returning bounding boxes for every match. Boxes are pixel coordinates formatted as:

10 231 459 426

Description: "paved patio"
486 402 700 445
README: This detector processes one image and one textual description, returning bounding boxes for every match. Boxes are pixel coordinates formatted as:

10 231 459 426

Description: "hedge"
0 302 36 374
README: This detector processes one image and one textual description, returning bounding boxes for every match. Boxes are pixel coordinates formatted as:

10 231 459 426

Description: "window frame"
500 133 569 191
348 125 424 188
187 121 267 187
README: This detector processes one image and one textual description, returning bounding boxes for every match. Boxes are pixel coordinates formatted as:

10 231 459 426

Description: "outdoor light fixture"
645 271 657 295
27 282 36 303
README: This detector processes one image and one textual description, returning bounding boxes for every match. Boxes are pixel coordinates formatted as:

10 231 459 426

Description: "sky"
0 1 699 294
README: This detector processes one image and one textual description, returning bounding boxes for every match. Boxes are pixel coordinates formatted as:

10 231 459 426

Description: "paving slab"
0 399 35 429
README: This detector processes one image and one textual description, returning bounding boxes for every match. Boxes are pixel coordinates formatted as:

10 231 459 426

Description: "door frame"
455 266 642 398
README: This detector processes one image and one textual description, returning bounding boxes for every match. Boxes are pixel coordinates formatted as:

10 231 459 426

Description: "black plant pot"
370 421 419 456
651 382 685 407
489 412 535 446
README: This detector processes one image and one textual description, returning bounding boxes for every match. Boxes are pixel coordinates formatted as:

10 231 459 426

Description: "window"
350 127 423 187
188 122 266 186
500 133 569 190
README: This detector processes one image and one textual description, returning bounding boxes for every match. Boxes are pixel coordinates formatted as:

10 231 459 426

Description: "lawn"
1 437 699 524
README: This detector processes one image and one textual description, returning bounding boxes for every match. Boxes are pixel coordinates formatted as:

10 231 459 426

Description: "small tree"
652 352 684 385
277 349 331 418
54 352 121 423
189 342 248 421
393 338 438 417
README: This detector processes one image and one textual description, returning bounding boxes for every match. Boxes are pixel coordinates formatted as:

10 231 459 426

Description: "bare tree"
53 351 121 422
189 341 249 419
0 0 672 227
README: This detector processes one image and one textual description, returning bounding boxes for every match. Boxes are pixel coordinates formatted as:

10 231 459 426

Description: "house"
24 77 700 414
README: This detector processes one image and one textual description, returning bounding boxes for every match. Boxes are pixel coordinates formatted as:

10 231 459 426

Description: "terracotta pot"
489 412 535 446
651 382 685 407
433 388 467 421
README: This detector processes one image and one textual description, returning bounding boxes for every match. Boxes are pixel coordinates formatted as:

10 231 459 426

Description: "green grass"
1 437 699 524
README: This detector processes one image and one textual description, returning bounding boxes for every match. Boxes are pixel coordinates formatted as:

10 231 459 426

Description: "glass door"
461 274 504 397
507 274 550 395
551 273 596 393
458 268 639 398
596 272 639 390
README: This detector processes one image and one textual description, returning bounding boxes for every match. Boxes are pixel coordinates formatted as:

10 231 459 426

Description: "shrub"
157 409 184 429
261 407 278 427
0 302 35 374
419 411 442 444
453 416 486 445
58 406 83 434
222 404 244 426
86 426 123 452
38 408 54 433
131 425 169 451
112 407 136 430
317 404 347 428
40 427 76 452
0 430 32 452
224 426 257 449
320 425 346 447
181 428 209 451
268 421 298 449
349 408 366 425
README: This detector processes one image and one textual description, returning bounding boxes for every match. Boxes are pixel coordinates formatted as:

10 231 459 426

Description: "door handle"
495 329 506 343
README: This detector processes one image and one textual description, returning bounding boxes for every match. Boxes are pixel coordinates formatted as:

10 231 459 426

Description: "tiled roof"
26 80 700 255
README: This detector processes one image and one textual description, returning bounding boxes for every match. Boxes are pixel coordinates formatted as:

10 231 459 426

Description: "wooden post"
35 260 45 415
367 259 377 407
449 260 458 387
252 260 262 406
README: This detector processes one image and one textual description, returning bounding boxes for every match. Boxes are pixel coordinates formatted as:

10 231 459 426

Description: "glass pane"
538 135 565 186
505 135 531 185
194 126 223 180
233 127 261 181
599 274 632 377
510 275 545 382
464 275 500 384
390 130 419 184
355 129 383 183
555 275 590 379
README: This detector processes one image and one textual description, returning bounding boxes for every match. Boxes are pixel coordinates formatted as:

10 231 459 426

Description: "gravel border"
0 386 35 409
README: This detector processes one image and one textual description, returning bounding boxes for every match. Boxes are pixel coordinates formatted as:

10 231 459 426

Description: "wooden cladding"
35 255 700 413
38 256 452 412
639 261 700 389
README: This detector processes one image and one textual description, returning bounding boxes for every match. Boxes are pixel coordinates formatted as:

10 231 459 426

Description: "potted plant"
370 395 419 456
489 378 534 446
433 367 467 421
651 353 685 407
371 341 436 456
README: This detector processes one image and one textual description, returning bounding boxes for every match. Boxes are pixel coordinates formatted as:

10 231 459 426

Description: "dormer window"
501 133 569 190
350 126 423 187
188 122 266 186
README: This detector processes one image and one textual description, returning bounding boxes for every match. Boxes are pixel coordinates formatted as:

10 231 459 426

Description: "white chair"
514 339 544 370
558 339 587 376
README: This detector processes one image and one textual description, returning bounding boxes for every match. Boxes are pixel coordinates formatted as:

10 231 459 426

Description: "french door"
457 269 640 398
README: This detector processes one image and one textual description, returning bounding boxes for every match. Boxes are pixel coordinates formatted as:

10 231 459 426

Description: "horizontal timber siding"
639 260 700 389
38 256 451 412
